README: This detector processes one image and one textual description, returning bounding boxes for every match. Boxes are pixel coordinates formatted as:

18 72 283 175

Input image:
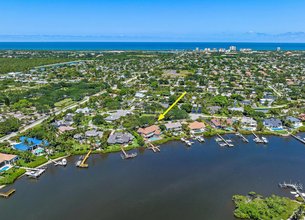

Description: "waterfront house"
0 153 18 172
240 117 257 131
13 136 49 155
137 125 161 139
164 122 182 132
188 121 206 134
299 114 305 122
107 132 134 145
286 116 303 128
211 118 222 128
263 118 283 131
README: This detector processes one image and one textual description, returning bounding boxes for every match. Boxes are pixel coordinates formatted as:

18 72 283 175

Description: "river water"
1 133 305 220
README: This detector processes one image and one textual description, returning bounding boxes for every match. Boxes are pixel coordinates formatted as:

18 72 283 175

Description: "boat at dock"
25 168 46 179
262 137 268 144
121 152 137 159
54 158 67 166
197 136 205 142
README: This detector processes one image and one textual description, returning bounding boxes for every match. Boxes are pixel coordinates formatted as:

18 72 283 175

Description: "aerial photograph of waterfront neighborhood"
1 1 305 220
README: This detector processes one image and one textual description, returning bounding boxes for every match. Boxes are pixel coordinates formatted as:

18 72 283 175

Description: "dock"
78 150 92 168
291 134 305 145
0 189 16 198
121 147 137 159
279 181 305 201
236 132 249 143
217 134 234 147
252 132 268 144
147 142 161 153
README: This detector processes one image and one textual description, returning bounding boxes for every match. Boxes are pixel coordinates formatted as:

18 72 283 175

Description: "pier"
217 134 234 147
291 134 305 145
121 147 137 159
236 132 249 143
279 181 305 201
0 189 16 198
252 132 268 144
147 142 161 153
78 150 92 168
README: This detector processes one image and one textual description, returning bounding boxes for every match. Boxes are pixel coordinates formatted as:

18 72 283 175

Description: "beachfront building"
107 132 134 145
188 121 206 134
137 125 161 141
0 153 18 172
13 136 49 156
263 118 283 131
240 117 257 131
286 116 303 128
164 122 182 132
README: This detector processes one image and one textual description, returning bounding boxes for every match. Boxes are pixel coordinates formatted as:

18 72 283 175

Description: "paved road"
0 90 105 143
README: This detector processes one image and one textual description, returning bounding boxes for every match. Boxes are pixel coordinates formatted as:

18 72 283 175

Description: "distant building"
229 46 237 51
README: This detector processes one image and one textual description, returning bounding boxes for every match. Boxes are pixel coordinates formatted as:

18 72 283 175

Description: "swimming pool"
0 165 10 172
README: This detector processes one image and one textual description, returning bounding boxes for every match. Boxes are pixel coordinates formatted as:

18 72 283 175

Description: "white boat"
181 138 186 142
197 136 205 142
55 158 67 166
219 143 227 147
185 140 192 146
215 138 222 142
290 191 297 195
253 137 263 143
262 137 268 144
226 139 232 143
75 160 82 167
25 169 45 178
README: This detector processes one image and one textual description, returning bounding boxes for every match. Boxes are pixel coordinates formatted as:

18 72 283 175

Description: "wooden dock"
79 150 92 168
147 142 160 153
120 147 137 159
0 189 16 198
291 134 305 145
236 132 249 143
217 134 234 147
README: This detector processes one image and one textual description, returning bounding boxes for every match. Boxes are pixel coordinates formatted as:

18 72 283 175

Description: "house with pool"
0 153 18 172
263 118 283 131
137 125 161 141
13 136 49 156
188 121 206 134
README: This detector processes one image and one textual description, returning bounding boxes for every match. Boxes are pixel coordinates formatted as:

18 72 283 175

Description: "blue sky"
1 0 305 42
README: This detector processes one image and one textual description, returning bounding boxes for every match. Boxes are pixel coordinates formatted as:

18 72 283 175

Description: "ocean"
0 42 305 51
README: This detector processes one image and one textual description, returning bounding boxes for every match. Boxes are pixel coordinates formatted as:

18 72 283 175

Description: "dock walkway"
147 142 161 153
217 134 234 147
291 134 305 145
79 150 92 168
0 189 16 198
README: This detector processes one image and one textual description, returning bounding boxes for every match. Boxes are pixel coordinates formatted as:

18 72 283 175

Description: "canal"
1 133 305 220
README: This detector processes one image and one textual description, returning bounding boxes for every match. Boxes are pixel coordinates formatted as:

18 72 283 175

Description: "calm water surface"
1 133 305 220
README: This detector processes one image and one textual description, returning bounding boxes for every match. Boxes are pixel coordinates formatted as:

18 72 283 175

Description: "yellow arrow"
158 91 187 121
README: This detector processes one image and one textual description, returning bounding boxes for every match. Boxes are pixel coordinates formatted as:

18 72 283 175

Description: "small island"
232 192 305 220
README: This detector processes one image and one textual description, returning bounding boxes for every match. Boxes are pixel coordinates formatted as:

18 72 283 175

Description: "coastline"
0 131 303 190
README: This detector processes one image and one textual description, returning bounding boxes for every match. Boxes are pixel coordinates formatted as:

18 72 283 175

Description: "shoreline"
0 131 304 190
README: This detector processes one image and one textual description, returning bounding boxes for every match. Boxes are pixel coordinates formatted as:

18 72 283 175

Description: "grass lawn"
0 168 26 185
